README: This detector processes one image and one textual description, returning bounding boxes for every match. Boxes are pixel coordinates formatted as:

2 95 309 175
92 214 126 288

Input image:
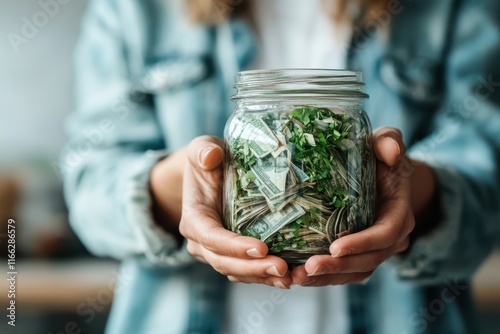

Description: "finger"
228 275 293 289
297 273 373 287
304 254 381 276
199 247 289 278
329 200 410 256
186 240 208 263
373 127 406 166
305 240 407 276
180 213 269 259
187 135 224 170
292 265 372 287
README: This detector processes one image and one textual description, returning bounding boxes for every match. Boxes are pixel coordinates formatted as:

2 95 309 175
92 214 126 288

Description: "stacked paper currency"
224 106 373 260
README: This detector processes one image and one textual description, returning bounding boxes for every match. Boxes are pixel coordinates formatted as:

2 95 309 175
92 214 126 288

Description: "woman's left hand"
292 127 416 286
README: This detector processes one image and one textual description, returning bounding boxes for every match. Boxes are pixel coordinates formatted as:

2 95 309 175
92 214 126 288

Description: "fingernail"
246 248 264 258
382 137 401 156
302 278 316 286
308 266 325 276
266 266 284 277
331 245 352 258
273 281 288 289
199 146 215 166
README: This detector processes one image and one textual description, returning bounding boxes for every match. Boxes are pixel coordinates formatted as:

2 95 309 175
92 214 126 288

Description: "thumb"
373 127 406 167
187 135 224 171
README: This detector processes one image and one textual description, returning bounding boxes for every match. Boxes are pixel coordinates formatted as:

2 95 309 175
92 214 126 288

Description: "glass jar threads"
223 69 375 264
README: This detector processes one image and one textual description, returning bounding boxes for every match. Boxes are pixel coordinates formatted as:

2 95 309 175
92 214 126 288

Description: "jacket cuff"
122 150 195 267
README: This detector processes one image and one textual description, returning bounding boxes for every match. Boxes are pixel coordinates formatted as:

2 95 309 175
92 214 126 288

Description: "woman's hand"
179 136 293 289
291 127 427 286
154 129 436 289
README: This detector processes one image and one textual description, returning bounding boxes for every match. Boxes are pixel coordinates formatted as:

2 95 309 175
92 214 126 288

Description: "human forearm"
150 148 187 241
409 160 442 239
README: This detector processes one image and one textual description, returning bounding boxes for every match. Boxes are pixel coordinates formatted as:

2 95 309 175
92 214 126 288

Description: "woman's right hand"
178 136 292 289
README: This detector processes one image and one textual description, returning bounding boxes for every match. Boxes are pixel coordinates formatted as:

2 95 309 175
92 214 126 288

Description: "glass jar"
223 69 375 265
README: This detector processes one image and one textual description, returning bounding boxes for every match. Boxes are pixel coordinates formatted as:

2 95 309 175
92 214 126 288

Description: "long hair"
185 0 390 25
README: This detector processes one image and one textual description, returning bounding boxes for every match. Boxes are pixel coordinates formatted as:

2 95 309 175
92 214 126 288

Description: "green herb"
226 105 372 262
287 107 351 208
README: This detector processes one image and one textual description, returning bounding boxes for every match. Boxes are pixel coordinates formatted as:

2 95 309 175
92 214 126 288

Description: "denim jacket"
62 0 500 333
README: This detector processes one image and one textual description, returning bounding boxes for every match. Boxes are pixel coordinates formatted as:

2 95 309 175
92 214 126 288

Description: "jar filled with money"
223 69 375 265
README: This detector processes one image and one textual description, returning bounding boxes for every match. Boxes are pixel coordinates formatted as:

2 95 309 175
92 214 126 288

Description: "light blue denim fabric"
62 0 500 333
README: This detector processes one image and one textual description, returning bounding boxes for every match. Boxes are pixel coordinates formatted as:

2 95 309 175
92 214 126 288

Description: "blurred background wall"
0 0 81 163
0 1 498 333
0 1 114 333
0 0 87 257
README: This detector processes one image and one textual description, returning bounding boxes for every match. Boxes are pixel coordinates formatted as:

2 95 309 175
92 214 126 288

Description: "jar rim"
236 68 362 80
232 68 369 101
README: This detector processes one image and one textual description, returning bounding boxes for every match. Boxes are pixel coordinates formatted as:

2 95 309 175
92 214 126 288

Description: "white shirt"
225 1 352 333
249 0 351 70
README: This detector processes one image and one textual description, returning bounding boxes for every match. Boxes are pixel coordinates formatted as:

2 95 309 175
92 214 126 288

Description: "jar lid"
232 69 369 101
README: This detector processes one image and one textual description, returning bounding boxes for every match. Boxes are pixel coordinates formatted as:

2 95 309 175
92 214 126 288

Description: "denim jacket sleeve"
394 0 500 282
61 0 194 267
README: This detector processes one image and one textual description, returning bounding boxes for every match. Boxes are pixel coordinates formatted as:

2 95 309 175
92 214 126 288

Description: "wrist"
150 148 187 240
409 160 437 215
409 159 442 238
